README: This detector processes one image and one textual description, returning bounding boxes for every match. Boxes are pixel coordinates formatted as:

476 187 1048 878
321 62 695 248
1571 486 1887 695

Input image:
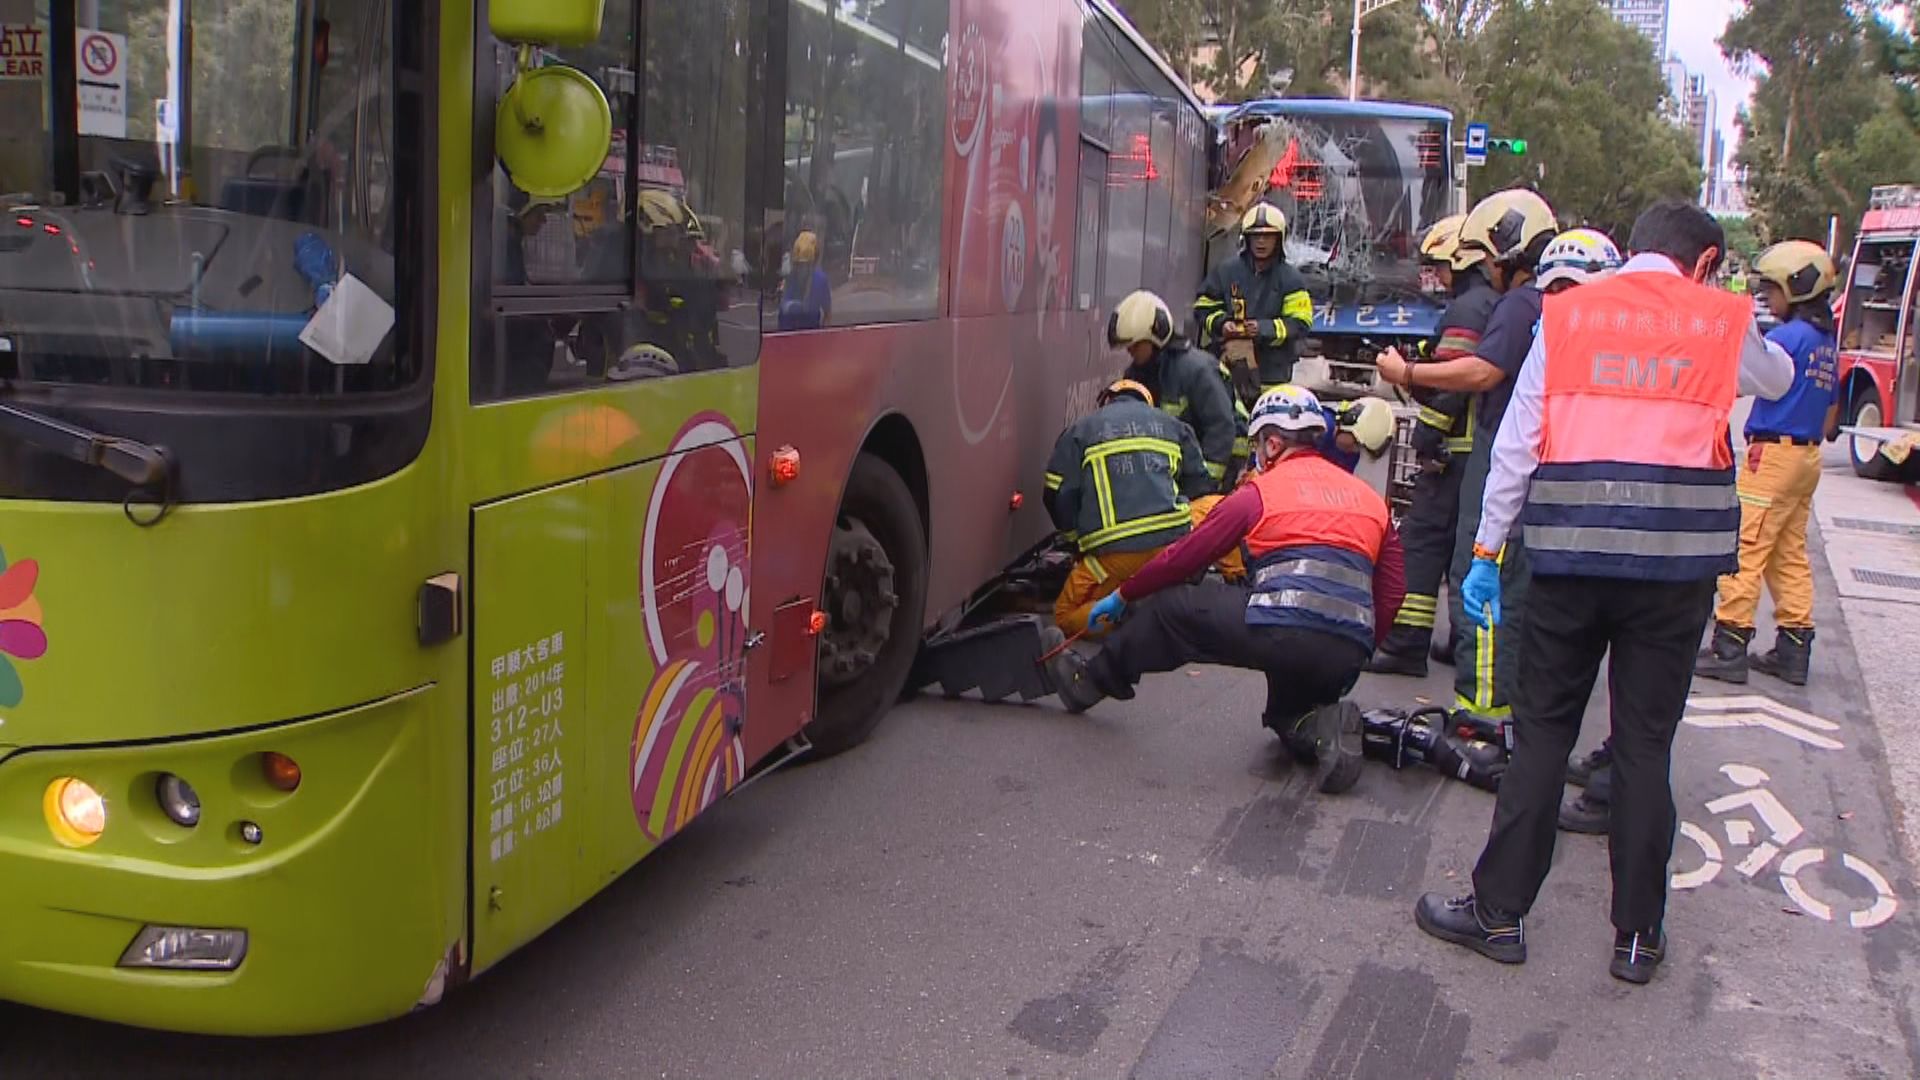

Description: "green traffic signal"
1490 138 1528 155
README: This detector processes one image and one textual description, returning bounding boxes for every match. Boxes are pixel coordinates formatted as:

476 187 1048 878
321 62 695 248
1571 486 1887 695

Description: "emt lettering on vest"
1589 353 1691 390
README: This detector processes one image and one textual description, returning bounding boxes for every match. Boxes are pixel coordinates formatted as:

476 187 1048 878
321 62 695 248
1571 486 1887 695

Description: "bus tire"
1848 385 1901 481
805 453 928 759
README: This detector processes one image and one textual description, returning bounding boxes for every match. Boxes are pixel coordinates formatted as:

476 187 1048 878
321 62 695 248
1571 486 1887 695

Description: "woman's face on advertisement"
1036 130 1058 246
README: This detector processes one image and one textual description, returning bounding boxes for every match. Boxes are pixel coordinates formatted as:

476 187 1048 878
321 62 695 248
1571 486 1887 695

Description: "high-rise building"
1608 0 1670 55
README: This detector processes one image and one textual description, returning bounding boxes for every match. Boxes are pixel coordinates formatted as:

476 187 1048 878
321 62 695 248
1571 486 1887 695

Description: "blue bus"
1213 98 1456 382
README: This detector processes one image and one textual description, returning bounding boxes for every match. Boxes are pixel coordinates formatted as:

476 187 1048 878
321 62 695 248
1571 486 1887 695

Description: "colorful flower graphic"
0 548 46 708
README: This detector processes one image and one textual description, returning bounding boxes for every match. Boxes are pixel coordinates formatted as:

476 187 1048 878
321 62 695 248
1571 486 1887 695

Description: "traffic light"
1491 138 1528 156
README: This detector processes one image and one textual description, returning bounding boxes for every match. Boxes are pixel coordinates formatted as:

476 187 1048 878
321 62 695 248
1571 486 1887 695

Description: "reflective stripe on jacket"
1522 272 1748 581
1240 452 1391 649
1043 397 1214 555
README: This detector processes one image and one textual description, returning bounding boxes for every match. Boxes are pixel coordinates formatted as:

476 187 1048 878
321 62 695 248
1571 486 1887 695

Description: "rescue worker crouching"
1111 290 1239 490
1368 214 1495 676
1045 379 1216 636
1696 240 1842 688
1196 204 1316 401
1045 386 1407 796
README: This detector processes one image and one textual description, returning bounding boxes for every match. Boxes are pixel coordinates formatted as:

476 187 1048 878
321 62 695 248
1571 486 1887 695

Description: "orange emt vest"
1242 452 1390 649
1523 271 1748 581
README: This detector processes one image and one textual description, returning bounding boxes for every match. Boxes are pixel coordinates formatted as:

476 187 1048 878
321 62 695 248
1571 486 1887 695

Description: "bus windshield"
0 1 409 399
1228 108 1452 317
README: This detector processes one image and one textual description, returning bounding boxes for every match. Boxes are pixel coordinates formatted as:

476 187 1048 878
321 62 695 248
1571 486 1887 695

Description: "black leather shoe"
1558 792 1609 834
1566 743 1612 788
1610 928 1666 985
1039 630 1105 714
1415 892 1525 964
1313 701 1365 794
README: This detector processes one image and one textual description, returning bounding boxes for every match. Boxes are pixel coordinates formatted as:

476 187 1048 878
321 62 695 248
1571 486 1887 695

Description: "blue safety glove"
1461 557 1502 629
1089 591 1128 632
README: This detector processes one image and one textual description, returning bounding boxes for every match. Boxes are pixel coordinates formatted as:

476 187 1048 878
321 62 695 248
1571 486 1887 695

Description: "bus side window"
477 0 763 402
1075 142 1106 311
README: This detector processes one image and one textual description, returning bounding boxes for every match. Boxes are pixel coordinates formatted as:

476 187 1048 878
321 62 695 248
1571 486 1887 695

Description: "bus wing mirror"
490 0 605 47
496 63 613 199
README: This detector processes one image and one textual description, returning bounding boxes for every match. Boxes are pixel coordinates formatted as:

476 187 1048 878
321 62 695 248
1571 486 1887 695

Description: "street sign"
1464 122 1488 167
76 30 126 139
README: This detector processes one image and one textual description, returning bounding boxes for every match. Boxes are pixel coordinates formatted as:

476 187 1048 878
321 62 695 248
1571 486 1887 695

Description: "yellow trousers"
1716 442 1822 629
1054 498 1249 636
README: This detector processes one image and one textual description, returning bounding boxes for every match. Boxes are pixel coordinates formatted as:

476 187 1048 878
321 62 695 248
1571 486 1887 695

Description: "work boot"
1038 629 1105 714
1559 792 1609 834
1750 627 1814 687
1693 622 1753 685
1364 645 1428 677
1280 702 1364 793
1610 928 1667 985
1430 632 1456 667
1566 742 1612 788
1414 893 1526 964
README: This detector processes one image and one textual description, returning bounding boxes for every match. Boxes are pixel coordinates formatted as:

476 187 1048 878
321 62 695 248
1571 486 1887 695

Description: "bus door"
465 0 766 972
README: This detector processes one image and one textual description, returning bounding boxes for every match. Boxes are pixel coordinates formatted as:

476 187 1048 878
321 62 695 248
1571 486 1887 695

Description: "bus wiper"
0 401 174 492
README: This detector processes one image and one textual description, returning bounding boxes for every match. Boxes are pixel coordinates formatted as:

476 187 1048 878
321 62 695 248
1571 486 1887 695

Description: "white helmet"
1248 385 1327 441
1107 290 1175 349
1535 228 1623 290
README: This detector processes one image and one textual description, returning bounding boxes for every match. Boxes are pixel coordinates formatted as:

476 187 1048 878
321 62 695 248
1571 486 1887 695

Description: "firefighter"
1195 203 1316 402
1045 386 1407 796
1368 214 1501 676
1045 379 1216 636
1413 201 1791 985
1696 240 1842 687
1111 290 1238 490
1374 188 1560 725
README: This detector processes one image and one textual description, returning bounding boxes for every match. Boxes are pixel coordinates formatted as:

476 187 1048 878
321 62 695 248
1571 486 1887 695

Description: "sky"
1664 0 1753 153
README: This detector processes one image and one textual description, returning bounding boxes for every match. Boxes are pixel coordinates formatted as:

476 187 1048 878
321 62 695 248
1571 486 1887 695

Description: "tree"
1465 0 1702 239
1115 0 1427 102
1724 0 1920 245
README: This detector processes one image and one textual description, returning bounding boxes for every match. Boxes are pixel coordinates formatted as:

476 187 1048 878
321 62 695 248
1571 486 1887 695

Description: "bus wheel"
1848 386 1901 481
806 454 928 758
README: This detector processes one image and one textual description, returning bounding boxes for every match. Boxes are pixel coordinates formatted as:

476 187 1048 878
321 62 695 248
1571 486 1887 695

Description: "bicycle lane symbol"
1674 695 1898 929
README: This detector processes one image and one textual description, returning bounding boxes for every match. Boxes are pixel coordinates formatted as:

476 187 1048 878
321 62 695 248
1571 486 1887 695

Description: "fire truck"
1836 184 1920 480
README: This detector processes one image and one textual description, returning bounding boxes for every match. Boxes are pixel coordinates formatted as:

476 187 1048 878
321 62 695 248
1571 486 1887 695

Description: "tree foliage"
1724 0 1920 245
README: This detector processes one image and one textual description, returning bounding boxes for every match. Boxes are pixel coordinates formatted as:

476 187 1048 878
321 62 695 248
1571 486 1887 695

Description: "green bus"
0 0 1209 1033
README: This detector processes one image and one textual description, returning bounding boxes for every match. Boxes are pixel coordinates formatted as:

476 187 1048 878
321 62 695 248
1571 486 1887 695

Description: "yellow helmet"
1099 379 1155 407
1459 189 1558 269
1107 290 1175 349
791 230 820 264
1420 214 1467 267
1240 203 1287 240
1753 240 1838 304
1338 397 1397 455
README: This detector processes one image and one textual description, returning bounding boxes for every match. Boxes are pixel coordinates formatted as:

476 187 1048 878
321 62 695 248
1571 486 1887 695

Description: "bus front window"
1 0 404 393
0 0 421 503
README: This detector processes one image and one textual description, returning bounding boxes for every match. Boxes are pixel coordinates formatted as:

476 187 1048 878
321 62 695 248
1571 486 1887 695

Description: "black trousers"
1381 459 1464 654
1472 574 1717 933
1088 579 1371 723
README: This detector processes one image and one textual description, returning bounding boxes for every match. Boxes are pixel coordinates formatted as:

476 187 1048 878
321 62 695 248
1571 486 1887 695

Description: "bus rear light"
1009 491 1024 511
119 926 248 971
261 752 303 792
770 446 801 486
44 777 106 847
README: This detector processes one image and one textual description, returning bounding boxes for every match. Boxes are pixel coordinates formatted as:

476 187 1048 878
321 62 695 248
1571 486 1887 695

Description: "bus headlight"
43 777 106 847
155 774 201 828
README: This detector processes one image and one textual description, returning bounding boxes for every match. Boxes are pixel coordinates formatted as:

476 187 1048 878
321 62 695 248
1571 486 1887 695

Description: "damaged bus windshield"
0 0 423 502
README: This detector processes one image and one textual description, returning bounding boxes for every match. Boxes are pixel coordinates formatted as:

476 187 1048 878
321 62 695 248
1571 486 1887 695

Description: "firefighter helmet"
1099 379 1155 407
1420 214 1467 267
1248 385 1328 440
1459 189 1558 269
1753 240 1838 304
1240 203 1288 240
1535 228 1623 290
1107 290 1175 349
791 230 820 264
1339 396 1396 455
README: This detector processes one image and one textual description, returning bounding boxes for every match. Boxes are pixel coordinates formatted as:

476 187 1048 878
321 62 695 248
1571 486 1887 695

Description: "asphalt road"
7 458 1920 1079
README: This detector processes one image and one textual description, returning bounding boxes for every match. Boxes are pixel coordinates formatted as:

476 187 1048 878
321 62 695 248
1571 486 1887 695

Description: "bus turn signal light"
1010 491 1024 511
770 446 801 486
262 752 303 793
44 777 106 847
807 610 828 636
